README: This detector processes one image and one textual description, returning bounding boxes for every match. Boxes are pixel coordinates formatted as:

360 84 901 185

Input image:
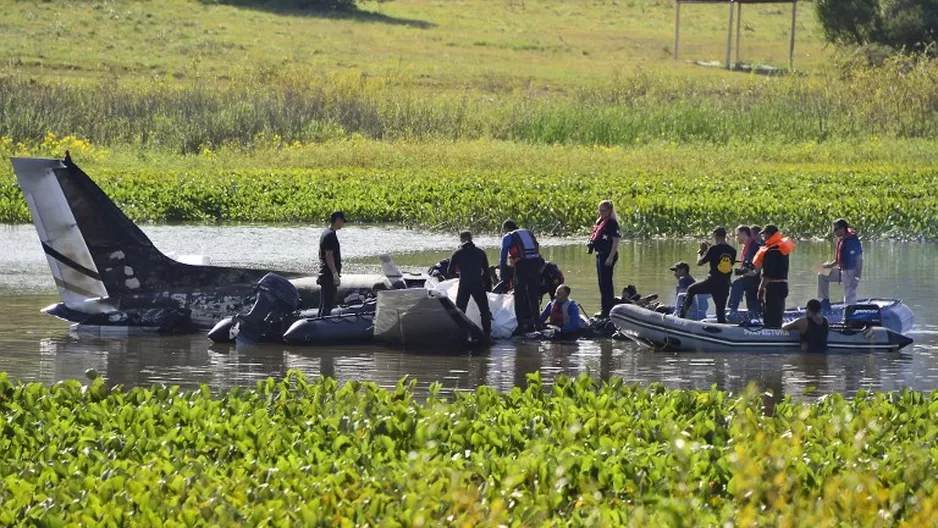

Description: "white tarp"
431 279 517 340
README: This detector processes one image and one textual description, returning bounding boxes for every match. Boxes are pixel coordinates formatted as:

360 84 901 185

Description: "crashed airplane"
10 154 425 335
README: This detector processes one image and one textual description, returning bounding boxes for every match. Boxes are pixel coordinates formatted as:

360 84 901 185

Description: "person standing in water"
499 219 543 333
447 230 493 337
783 299 829 353
589 200 622 318
680 226 736 323
317 210 346 317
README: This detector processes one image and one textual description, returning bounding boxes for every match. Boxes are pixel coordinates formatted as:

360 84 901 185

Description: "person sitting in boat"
539 260 565 303
656 261 708 319
537 284 582 339
783 299 829 353
817 218 863 312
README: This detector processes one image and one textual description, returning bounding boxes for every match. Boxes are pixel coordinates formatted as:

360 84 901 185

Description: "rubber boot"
820 298 832 314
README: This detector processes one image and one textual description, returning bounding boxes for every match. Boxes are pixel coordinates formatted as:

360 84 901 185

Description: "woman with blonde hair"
589 200 621 317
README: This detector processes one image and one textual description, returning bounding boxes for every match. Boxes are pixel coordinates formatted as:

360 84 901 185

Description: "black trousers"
596 254 618 317
318 276 338 317
763 282 789 329
682 277 730 323
456 283 492 335
513 258 542 331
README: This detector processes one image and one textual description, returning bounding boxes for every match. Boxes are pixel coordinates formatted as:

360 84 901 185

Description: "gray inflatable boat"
610 303 913 353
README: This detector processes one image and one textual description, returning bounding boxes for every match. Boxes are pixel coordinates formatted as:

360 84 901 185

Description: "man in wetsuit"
753 224 795 329
499 219 543 333
680 226 736 323
539 260 565 304
317 210 346 317
783 299 829 353
448 230 493 336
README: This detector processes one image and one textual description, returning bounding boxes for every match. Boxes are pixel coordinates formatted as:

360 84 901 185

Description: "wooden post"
735 2 742 67
789 0 797 68
674 0 681 61
725 0 735 69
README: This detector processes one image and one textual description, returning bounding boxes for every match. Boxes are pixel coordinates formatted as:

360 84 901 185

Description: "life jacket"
549 299 573 328
835 228 858 267
753 232 795 269
590 218 609 243
508 229 540 264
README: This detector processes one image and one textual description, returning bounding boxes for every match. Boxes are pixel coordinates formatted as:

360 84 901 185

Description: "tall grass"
2 55 937 153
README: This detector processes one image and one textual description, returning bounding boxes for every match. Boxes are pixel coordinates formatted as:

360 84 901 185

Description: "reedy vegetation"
2 54 938 151
1 372 937 525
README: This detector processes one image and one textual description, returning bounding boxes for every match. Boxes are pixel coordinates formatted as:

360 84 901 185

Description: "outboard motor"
215 273 300 345
844 304 882 329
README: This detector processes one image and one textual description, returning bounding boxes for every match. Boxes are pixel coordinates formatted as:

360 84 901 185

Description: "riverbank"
1 372 936 525
3 137 937 238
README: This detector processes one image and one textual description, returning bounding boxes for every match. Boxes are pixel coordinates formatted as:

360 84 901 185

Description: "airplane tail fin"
378 253 407 289
11 154 267 307
10 156 110 307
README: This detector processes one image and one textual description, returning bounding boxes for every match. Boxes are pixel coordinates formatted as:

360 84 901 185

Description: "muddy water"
1 225 937 399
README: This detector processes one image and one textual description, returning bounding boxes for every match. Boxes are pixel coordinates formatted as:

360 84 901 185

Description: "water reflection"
16 332 925 401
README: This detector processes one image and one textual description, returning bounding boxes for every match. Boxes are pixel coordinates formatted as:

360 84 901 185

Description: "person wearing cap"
728 225 762 320
317 210 346 317
753 224 795 328
499 219 544 333
680 226 736 323
657 261 709 319
817 218 863 311
447 230 493 337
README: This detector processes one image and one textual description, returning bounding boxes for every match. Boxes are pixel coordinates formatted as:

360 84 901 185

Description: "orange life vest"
753 232 795 269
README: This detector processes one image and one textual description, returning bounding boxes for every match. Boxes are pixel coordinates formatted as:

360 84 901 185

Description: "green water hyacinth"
2 162 937 239
1 372 938 525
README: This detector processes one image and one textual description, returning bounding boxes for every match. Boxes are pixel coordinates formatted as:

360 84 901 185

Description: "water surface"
1 225 936 399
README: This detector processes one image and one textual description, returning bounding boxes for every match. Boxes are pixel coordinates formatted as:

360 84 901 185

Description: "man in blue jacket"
499 219 543 333
817 218 863 311
537 284 582 339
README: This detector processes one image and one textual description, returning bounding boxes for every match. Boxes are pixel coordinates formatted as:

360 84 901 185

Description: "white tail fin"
11 157 108 307
378 253 406 288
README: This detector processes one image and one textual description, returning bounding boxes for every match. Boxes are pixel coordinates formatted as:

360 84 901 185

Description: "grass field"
1 0 826 87
2 0 938 238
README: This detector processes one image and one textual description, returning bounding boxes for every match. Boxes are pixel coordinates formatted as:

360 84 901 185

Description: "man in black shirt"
447 231 493 336
680 226 737 323
317 210 346 317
